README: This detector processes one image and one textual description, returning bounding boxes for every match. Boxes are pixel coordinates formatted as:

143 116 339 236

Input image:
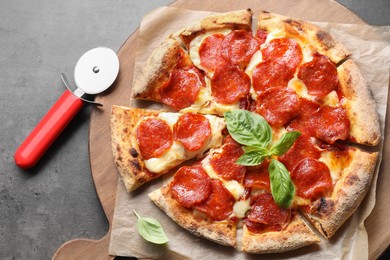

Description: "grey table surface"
0 1 389 259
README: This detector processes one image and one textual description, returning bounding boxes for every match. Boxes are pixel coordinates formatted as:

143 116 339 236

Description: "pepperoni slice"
256 29 268 45
262 38 303 71
210 136 246 182
199 33 228 73
286 98 320 135
244 160 271 190
252 60 295 93
291 158 333 200
244 218 283 233
211 63 251 105
173 113 211 151
298 53 339 98
221 30 261 68
278 134 321 172
255 87 300 126
247 193 291 226
170 165 212 208
136 118 173 160
312 105 350 144
194 179 235 221
159 68 203 110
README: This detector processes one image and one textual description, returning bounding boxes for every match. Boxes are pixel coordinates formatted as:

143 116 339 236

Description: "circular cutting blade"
74 47 119 95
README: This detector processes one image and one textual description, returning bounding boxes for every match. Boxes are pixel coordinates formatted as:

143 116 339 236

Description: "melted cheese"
291 196 311 207
144 142 186 173
201 152 245 200
245 50 263 76
319 150 353 182
159 112 180 125
271 126 287 144
143 113 225 173
288 78 310 99
180 77 240 115
233 200 251 218
223 180 245 200
323 91 340 107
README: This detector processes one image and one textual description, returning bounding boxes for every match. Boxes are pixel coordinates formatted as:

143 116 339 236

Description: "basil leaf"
224 110 272 148
270 131 301 156
236 149 268 166
243 146 269 153
268 159 295 208
134 210 169 244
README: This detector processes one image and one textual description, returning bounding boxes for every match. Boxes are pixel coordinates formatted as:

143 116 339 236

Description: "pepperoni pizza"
111 9 380 254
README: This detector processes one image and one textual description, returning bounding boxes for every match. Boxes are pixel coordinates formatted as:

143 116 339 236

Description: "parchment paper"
109 7 390 260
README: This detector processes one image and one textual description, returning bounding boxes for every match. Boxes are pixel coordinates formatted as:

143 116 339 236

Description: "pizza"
111 9 381 254
111 106 225 191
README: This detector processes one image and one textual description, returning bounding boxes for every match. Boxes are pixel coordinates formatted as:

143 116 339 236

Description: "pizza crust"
242 213 320 254
337 59 381 146
149 185 237 247
132 37 182 100
111 105 162 191
303 149 378 239
257 11 350 64
176 9 253 48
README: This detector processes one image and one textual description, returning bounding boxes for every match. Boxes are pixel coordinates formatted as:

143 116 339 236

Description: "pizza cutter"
14 47 119 169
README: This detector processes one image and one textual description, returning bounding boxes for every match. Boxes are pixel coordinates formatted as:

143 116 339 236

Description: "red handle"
14 90 84 169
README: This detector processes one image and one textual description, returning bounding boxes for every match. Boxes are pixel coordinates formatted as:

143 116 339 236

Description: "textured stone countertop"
0 1 388 259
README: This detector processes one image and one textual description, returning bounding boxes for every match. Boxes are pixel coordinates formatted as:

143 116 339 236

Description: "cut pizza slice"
241 195 320 254
299 148 378 239
132 37 206 111
132 9 258 116
148 165 237 247
111 106 225 191
246 11 380 146
177 9 260 115
278 134 379 238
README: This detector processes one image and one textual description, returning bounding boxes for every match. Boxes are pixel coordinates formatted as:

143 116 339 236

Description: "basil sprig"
134 210 169 244
224 110 300 208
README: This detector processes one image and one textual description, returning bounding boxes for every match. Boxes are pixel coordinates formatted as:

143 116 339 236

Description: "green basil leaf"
236 149 268 166
224 110 272 148
242 146 268 153
134 210 169 244
268 159 295 208
270 131 301 156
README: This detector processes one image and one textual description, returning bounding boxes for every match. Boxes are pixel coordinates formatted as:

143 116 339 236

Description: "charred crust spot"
116 145 121 152
123 127 128 134
216 230 225 238
130 159 141 170
129 148 138 157
316 30 334 50
137 176 147 184
345 174 360 186
285 19 303 31
188 224 201 236
117 156 122 162
313 198 335 216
